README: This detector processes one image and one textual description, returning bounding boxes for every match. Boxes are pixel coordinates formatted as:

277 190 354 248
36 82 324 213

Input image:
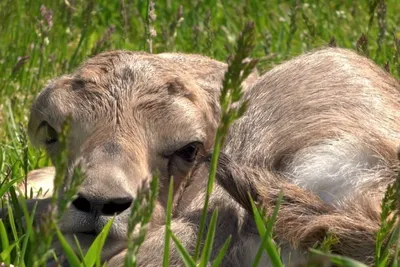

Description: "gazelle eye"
38 121 58 145
175 142 201 162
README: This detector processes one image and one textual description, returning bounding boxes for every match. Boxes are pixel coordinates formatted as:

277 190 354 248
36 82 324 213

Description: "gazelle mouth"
80 230 97 236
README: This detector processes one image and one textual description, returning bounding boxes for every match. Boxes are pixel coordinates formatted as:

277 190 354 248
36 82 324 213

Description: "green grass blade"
249 194 266 237
163 178 174 267
83 218 114 267
0 220 11 264
199 209 218 267
0 179 19 198
124 173 159 267
194 139 222 261
250 193 283 267
309 248 368 267
9 187 24 231
194 22 256 261
6 202 20 257
19 196 37 262
391 226 400 267
73 235 86 263
55 227 81 267
265 192 282 234
170 230 196 267
0 220 10 252
252 229 283 267
0 235 24 262
378 222 399 267
375 180 398 265
211 235 231 267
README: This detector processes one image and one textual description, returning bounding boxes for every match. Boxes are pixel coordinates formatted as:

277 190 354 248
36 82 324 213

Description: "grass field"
1 0 400 266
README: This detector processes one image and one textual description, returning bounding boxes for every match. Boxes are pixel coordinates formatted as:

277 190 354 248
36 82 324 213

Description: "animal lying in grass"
5 47 400 266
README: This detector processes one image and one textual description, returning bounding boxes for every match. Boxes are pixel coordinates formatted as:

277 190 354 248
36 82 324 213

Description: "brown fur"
4 47 400 266
214 152 382 264
108 48 400 266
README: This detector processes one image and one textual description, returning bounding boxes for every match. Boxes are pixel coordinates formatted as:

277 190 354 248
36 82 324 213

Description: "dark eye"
39 121 58 145
175 142 201 162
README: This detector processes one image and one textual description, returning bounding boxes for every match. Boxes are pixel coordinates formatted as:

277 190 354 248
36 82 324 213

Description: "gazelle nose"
72 194 133 215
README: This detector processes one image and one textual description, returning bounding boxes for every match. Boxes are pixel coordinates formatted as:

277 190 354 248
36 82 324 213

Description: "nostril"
72 196 92 212
102 197 133 215
71 195 133 215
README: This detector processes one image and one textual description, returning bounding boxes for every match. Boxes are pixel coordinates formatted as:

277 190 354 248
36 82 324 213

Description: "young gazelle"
5 47 400 266
110 48 400 266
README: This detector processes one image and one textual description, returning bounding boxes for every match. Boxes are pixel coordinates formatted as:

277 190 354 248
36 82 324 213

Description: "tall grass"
193 21 257 261
1 0 400 266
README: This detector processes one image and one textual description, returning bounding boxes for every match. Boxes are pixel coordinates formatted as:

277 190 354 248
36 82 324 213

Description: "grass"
1 0 400 266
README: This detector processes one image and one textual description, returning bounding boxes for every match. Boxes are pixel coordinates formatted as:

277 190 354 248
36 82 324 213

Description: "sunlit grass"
1 0 400 266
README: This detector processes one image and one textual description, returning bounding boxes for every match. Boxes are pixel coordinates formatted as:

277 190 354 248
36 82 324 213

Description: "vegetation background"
0 0 400 266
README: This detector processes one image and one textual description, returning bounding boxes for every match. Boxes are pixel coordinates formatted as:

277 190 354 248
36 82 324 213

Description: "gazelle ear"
162 75 221 151
159 53 259 150
159 53 259 92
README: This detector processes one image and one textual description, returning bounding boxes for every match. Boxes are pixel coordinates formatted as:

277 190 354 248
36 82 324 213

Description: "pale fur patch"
285 138 385 204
